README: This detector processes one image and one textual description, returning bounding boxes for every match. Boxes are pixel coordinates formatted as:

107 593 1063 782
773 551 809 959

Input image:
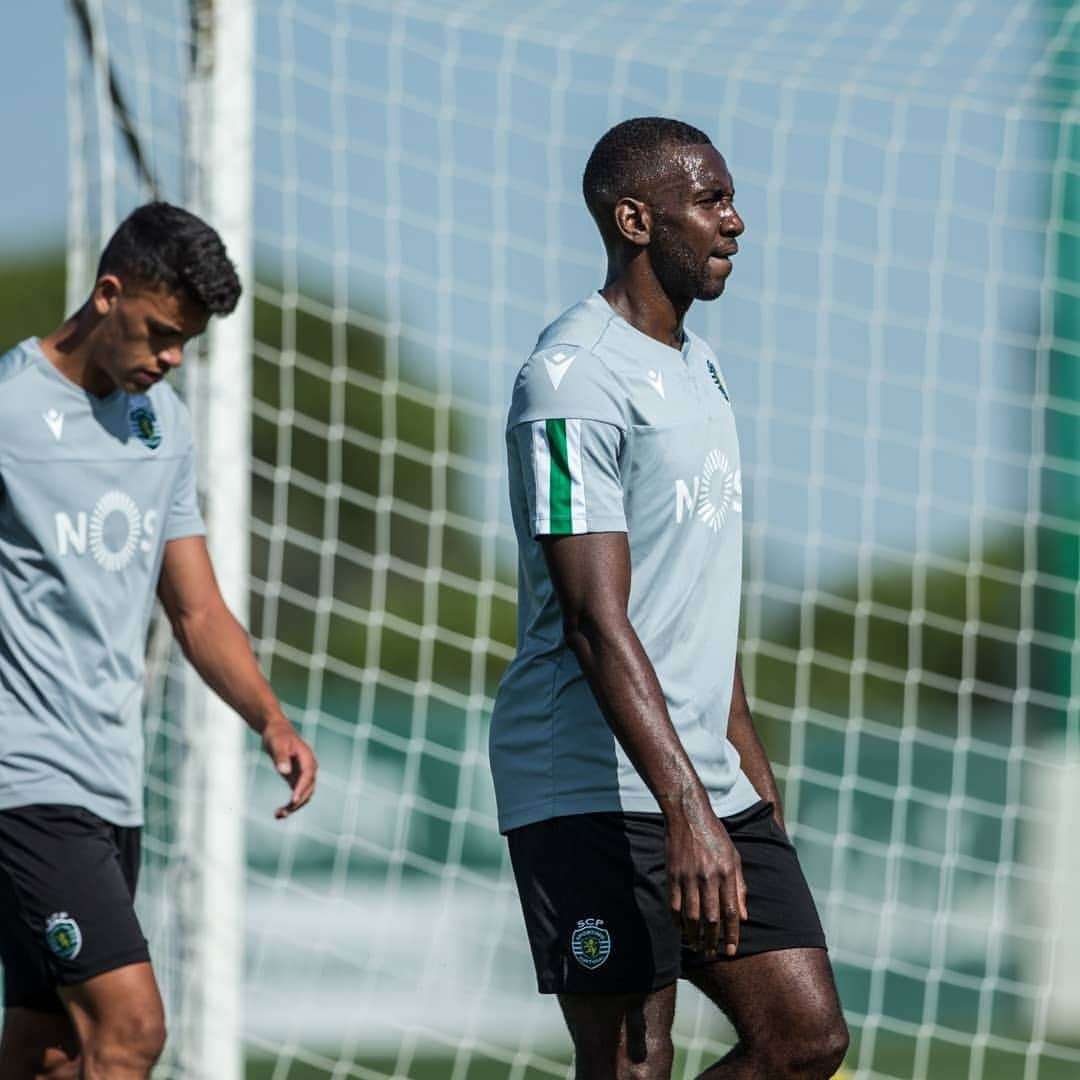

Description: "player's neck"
601 271 689 352
39 308 117 398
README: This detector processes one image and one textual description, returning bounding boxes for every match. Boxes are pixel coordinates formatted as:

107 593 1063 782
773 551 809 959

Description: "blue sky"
0 4 68 249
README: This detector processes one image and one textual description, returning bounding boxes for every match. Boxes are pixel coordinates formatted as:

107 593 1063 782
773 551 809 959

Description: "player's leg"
0 973 165 1080
58 962 166 1080
0 1006 80 1079
558 983 676 1080
1 806 83 1079
0 805 160 1078
687 947 847 1078
682 801 848 1078
507 812 684 1080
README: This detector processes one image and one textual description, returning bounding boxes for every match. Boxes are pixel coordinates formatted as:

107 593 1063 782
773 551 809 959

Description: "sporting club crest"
128 395 162 450
570 917 612 970
45 912 83 960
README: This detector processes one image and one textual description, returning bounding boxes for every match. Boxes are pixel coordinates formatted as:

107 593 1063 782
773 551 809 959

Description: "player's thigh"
687 947 846 1051
558 984 677 1079
686 800 827 962
682 808 847 1073
0 1006 80 1080
59 961 165 1057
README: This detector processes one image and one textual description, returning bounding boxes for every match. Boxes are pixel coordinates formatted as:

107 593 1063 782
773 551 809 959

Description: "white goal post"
173 3 254 1078
65 2 253 1077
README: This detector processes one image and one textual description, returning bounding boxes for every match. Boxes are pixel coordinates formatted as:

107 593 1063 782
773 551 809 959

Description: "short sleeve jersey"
0 338 205 826
490 293 760 833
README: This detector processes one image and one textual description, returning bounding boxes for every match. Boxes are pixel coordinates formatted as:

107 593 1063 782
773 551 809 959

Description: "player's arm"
726 658 785 832
156 535 317 818
541 530 747 958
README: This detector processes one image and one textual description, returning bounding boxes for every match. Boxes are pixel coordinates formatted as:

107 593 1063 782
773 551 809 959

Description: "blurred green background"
6 225 1076 1075
3 2 1079 1076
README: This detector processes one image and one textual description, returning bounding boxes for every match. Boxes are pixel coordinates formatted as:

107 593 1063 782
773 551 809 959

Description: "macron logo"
544 351 575 390
43 409 65 441
646 369 665 399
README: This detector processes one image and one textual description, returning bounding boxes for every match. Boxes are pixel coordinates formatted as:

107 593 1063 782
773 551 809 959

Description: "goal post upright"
176 1 254 1076
1044 11 1080 743
1029 0 1080 1039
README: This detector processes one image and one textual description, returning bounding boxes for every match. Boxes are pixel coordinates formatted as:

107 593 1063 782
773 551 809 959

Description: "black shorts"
0 804 149 1012
507 799 827 995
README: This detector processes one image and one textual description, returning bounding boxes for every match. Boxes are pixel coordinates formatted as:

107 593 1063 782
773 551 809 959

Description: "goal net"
60 1 1079 1078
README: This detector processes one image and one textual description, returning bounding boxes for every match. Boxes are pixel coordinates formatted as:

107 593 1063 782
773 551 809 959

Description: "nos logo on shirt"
54 490 158 572
674 450 742 534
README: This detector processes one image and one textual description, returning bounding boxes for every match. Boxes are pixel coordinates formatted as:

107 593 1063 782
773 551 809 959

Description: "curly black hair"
96 202 242 315
583 117 713 241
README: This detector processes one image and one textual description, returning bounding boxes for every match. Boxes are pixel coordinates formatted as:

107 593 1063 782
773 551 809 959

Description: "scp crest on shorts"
571 918 612 971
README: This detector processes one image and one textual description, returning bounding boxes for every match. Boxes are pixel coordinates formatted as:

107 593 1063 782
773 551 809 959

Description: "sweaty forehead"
653 144 732 197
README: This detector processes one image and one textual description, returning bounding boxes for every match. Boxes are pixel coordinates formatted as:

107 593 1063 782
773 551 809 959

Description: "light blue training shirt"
490 292 760 833
0 338 205 826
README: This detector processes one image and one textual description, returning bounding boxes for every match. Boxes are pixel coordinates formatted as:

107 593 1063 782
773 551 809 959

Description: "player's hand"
665 804 747 959
261 718 318 819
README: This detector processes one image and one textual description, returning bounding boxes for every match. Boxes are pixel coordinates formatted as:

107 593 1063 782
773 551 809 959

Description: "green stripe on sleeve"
546 418 574 532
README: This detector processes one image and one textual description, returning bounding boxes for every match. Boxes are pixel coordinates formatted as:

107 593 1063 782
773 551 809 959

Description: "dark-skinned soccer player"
490 118 848 1079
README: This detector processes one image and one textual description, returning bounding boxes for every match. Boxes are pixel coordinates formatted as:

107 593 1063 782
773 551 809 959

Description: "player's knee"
84 1004 166 1073
616 1028 674 1080
762 1015 849 1079
126 1004 168 1062
572 1033 673 1080
618 1043 673 1080
816 1017 850 1075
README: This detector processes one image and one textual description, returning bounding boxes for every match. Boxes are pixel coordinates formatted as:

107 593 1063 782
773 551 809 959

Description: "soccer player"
490 118 849 1078
0 202 318 1080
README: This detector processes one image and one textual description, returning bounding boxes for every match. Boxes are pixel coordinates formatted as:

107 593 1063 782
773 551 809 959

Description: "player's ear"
91 274 124 317
612 197 651 247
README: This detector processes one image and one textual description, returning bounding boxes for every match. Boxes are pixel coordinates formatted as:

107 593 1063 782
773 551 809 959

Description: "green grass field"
247 1032 1080 1079
248 1054 570 1079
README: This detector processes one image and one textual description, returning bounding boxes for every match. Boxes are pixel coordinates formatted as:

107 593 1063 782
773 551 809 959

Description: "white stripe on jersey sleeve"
532 420 552 532
565 418 587 532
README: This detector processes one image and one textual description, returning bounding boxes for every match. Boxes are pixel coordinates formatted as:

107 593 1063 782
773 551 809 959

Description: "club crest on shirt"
45 912 83 960
128 395 162 450
570 917 612 970
706 359 730 402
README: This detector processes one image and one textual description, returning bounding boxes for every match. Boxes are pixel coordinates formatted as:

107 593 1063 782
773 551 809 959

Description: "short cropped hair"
96 202 241 315
583 117 712 238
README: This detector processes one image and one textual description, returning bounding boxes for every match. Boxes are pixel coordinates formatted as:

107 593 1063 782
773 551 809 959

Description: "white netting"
58 1 1080 1078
